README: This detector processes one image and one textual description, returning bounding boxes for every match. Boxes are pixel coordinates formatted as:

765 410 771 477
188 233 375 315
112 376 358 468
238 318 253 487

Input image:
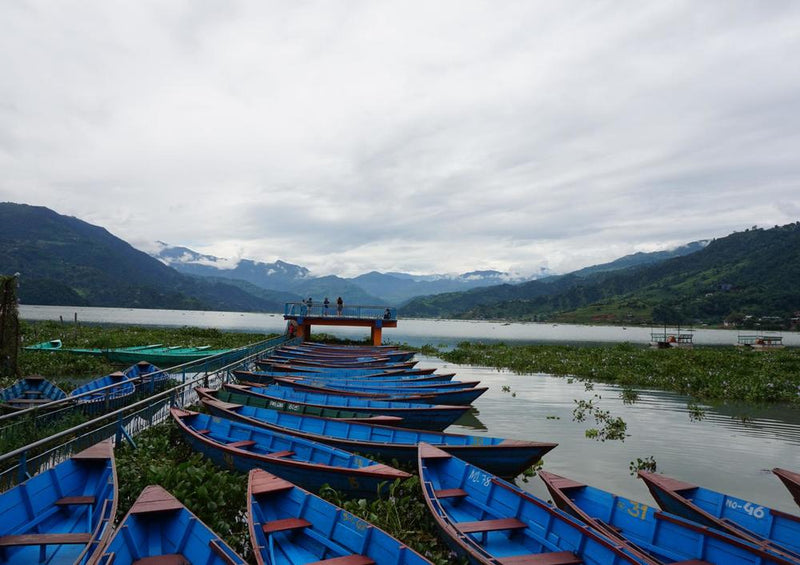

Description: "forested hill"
402 223 800 326
0 203 297 311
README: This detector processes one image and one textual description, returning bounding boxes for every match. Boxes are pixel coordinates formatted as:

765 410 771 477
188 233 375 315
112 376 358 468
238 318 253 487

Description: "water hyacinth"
439 342 800 405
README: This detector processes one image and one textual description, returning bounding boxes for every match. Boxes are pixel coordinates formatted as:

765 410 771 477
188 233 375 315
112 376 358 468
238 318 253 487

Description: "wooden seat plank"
308 555 375 565
458 518 527 534
228 440 256 449
434 488 467 499
498 551 582 565
268 450 295 458
132 555 190 565
262 518 312 534
55 496 96 506
0 533 92 547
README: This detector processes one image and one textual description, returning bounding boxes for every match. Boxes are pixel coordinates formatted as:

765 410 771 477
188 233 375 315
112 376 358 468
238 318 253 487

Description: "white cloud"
2 1 799 277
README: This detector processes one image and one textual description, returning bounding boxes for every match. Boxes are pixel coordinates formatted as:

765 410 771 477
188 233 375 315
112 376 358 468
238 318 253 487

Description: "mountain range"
4 202 796 326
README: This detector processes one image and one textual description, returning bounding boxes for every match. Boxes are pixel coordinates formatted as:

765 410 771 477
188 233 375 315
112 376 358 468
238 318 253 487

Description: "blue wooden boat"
541 470 798 565
122 360 171 392
171 408 410 498
94 485 246 565
223 383 469 431
265 357 418 370
197 387 404 425
277 374 474 389
774 468 800 509
69 370 135 413
275 345 415 362
639 471 800 560
271 377 488 406
0 440 117 565
248 469 433 565
418 443 649 565
237 368 454 384
259 362 438 376
0 375 66 411
201 394 557 479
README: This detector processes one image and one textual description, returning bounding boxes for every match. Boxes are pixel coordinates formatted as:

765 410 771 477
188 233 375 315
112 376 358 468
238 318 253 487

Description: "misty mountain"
402 223 800 325
0 203 296 312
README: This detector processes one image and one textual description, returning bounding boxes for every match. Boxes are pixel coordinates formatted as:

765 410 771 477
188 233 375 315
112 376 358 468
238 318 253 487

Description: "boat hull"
202 396 556 479
172 408 409 499
223 383 468 431
247 469 432 565
0 441 117 565
418 443 647 565
94 485 245 565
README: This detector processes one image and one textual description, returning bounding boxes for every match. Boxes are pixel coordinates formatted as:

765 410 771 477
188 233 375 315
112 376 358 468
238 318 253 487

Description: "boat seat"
196 429 211 435
308 555 375 565
0 533 92 547
55 496 96 506
11 398 52 404
268 450 295 458
458 518 527 533
434 488 468 499
132 554 191 565
227 440 256 449
262 518 312 535
498 551 582 565
672 561 713 565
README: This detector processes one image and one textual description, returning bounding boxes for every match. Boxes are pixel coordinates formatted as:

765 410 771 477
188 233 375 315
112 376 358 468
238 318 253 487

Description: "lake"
19 304 800 514
18 304 800 347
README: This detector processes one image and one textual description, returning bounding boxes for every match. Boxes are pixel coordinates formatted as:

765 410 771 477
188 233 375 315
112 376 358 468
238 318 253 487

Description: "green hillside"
402 223 800 327
0 203 288 311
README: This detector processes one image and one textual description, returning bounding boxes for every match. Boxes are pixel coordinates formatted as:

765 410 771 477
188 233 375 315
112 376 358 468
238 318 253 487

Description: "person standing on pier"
336 296 343 316
323 297 330 316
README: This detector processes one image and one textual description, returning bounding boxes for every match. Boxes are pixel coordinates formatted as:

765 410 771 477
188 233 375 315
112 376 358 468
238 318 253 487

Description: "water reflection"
419 355 800 515
453 407 487 430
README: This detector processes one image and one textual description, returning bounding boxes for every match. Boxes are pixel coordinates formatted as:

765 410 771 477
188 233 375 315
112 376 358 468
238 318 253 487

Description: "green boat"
24 340 232 366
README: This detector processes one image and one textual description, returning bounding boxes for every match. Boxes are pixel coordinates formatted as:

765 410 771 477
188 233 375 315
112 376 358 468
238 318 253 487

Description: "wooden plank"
251 471 294 495
55 496 96 506
0 533 92 547
434 488 467 499
132 555 190 565
458 518 527 534
267 450 295 458
261 518 311 534
227 440 256 449
130 486 184 515
498 552 582 565
308 555 375 565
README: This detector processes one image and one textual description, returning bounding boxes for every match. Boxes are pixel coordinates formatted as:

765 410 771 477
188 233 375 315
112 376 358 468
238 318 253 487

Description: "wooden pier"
283 303 397 345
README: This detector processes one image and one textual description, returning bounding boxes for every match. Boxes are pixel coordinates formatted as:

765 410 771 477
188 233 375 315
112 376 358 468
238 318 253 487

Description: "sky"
2 2 800 278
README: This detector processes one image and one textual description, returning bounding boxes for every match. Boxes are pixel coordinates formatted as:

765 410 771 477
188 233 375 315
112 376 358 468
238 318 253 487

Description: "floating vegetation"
629 456 658 475
572 395 628 442
439 341 800 405
620 387 639 404
687 402 706 421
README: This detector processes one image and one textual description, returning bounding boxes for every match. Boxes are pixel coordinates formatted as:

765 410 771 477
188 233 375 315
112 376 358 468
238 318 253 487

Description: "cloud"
2 1 800 277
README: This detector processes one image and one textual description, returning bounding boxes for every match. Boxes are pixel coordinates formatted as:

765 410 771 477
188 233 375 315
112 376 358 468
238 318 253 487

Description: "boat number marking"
726 499 765 519
348 477 360 490
468 469 491 486
341 513 368 530
619 500 649 520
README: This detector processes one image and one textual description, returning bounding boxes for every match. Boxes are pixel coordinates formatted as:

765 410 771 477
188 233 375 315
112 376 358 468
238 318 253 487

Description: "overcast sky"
2 2 800 278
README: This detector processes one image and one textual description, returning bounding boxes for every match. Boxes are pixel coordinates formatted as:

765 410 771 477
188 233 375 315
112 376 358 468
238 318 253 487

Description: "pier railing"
284 302 396 320
0 334 297 491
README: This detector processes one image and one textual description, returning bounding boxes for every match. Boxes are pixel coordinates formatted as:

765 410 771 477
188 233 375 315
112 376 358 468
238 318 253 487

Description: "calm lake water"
19 305 800 513
18 304 800 347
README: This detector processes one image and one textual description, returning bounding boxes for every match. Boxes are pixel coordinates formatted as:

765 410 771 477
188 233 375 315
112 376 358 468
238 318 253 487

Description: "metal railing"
284 302 396 321
0 335 298 492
